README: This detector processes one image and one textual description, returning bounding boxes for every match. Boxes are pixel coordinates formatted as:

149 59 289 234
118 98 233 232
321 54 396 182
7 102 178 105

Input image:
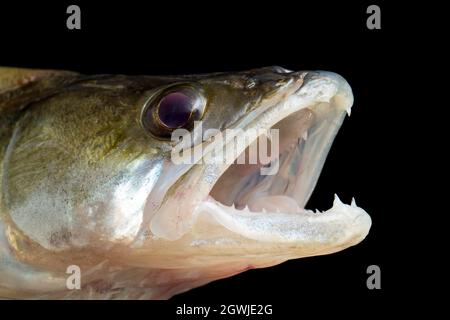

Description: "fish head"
1 66 371 297
135 67 371 270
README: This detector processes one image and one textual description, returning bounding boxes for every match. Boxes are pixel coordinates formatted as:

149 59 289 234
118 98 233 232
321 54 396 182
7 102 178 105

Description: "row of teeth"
218 195 358 215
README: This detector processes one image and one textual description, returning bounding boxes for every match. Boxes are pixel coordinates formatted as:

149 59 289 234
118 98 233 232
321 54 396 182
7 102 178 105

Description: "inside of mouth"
209 102 346 214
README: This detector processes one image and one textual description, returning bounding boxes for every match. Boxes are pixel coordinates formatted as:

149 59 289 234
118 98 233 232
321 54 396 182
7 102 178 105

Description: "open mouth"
210 107 327 214
148 71 371 250
194 72 371 246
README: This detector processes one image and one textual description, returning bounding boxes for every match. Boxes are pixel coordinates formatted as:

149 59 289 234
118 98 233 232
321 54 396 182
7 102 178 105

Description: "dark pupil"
158 92 193 128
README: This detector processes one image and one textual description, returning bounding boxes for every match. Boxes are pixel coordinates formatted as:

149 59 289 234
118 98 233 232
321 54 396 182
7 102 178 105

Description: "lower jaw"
193 192 369 244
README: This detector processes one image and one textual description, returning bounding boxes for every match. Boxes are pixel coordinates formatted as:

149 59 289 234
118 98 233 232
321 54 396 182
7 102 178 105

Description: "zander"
0 66 371 299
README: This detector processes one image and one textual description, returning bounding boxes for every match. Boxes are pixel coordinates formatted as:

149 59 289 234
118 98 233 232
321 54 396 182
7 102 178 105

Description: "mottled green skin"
0 67 290 252
4 76 156 210
1 72 159 243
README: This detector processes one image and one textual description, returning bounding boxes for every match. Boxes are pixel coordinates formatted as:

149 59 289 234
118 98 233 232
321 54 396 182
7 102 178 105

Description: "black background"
0 0 420 317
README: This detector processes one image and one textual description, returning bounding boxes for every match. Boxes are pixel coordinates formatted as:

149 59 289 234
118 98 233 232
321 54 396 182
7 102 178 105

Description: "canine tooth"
346 106 352 116
351 197 357 207
333 194 344 207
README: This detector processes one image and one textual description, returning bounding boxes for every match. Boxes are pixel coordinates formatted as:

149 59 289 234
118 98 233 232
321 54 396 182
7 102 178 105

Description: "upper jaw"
144 71 371 253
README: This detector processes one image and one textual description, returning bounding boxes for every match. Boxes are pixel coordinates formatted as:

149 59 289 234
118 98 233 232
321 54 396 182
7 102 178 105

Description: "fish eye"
158 91 193 128
141 84 206 138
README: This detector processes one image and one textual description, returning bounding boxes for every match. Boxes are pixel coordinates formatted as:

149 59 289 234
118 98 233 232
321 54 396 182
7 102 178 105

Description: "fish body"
0 66 371 299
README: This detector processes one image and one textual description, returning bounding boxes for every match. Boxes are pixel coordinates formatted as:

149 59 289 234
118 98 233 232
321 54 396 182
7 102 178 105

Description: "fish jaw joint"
191 194 371 258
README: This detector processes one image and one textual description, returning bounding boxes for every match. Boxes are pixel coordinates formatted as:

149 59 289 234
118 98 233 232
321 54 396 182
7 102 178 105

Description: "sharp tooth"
346 106 352 117
333 194 344 207
262 208 267 213
351 197 357 207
